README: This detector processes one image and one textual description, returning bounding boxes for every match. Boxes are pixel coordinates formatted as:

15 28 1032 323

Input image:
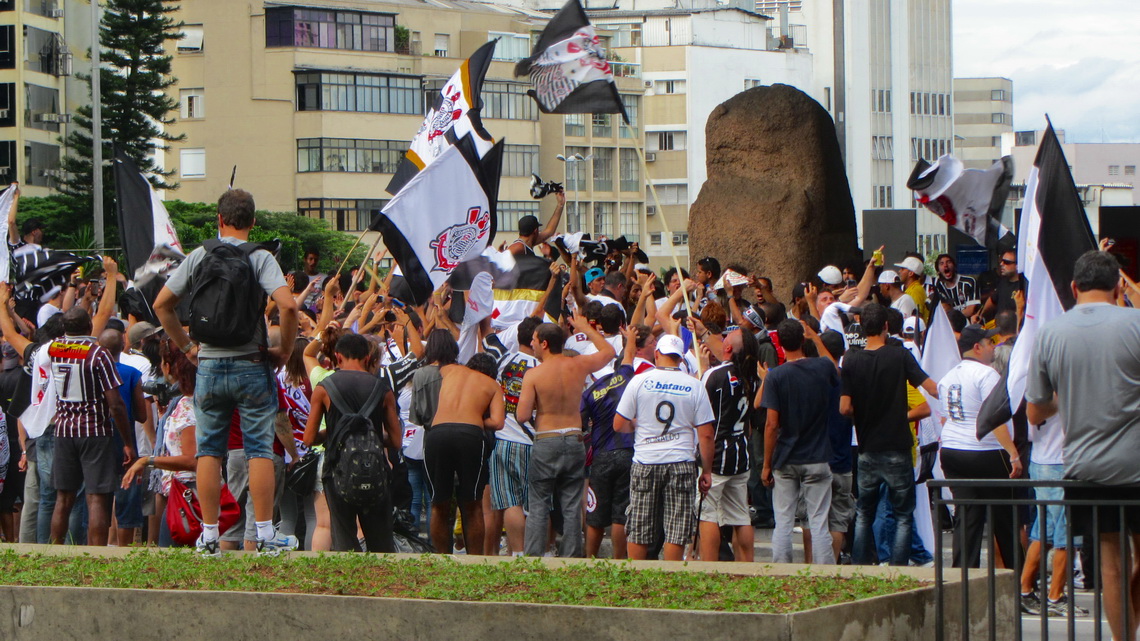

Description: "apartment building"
0 0 74 196
164 0 646 250
953 77 1012 170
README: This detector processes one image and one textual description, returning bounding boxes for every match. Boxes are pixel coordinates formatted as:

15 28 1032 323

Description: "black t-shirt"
840 345 929 453
760 357 837 469
702 363 751 476
991 277 1027 315
320 370 394 479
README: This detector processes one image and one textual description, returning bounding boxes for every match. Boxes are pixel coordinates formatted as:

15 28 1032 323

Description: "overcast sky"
953 0 1140 143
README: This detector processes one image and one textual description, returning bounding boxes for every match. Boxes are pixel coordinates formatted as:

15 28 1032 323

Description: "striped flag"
113 150 185 285
977 122 1096 438
13 248 97 302
386 40 497 196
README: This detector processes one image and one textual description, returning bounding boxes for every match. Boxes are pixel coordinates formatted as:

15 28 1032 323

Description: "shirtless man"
424 353 505 555
509 191 565 256
516 311 616 557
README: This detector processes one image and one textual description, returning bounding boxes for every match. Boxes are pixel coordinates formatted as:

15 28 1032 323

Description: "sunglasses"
1000 259 1017 265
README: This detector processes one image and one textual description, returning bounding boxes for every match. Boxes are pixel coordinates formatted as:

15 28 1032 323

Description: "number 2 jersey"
616 366 715 465
701 362 752 476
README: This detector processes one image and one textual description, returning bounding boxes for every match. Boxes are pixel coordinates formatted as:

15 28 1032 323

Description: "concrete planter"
0 546 1014 640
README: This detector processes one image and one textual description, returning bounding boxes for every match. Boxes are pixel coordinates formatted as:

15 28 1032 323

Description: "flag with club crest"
907 154 1013 248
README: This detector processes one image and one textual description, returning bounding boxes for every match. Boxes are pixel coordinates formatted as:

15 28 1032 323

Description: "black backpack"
323 377 390 507
187 239 266 347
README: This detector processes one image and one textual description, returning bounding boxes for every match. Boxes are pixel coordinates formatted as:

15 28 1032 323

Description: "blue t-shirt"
759 357 836 469
827 384 854 474
581 364 636 452
113 361 143 453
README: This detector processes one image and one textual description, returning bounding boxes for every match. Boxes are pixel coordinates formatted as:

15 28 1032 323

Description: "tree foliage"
58 0 185 239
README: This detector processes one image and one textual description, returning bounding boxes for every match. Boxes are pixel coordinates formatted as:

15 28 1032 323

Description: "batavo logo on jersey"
590 373 627 401
48 340 93 360
642 379 692 395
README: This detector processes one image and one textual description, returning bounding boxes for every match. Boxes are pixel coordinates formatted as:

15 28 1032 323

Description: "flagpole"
336 233 385 313
622 119 701 376
332 232 369 280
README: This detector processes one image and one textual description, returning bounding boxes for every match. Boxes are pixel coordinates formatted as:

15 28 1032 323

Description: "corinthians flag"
371 134 504 306
515 0 628 122
386 40 497 196
113 150 185 284
977 122 1097 438
907 154 1013 248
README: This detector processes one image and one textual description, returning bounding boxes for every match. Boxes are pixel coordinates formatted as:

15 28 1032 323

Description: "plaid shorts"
489 439 531 511
627 461 698 546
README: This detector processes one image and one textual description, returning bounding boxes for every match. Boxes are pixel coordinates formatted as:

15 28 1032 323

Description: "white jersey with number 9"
615 366 715 465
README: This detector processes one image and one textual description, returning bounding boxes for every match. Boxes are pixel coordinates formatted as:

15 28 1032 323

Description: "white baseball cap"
877 270 901 285
817 265 843 286
903 316 927 335
656 334 686 357
894 257 924 275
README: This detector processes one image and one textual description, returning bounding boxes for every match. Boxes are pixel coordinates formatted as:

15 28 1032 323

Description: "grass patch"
0 550 921 613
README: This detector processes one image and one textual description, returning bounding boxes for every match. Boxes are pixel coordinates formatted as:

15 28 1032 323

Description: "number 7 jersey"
616 366 715 465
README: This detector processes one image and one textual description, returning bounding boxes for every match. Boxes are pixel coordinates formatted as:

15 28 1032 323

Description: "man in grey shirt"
1026 250 1140 641
154 189 298 557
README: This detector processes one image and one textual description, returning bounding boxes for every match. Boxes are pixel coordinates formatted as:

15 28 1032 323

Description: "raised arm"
839 248 880 305
6 183 19 246
0 284 32 357
568 310 615 373
91 257 119 337
536 190 566 245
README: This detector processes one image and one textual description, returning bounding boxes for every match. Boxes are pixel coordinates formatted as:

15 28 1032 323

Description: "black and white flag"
371 135 503 306
515 0 628 122
908 154 1013 248
0 184 15 283
113 150 184 285
387 40 498 196
13 248 97 302
976 122 1096 437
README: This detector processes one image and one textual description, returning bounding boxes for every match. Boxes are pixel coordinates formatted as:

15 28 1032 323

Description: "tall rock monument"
688 84 859 290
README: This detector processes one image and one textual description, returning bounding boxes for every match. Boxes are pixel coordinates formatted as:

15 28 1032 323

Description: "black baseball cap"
957 324 998 354
518 215 540 237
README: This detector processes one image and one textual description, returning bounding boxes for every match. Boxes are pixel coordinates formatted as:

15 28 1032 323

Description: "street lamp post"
556 152 592 235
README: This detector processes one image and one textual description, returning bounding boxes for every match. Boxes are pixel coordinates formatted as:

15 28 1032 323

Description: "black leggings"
940 448 1018 569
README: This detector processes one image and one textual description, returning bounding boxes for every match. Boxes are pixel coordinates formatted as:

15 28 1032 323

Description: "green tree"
58 0 185 240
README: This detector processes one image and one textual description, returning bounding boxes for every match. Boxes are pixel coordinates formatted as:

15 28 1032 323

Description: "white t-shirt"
563 331 617 382
938 359 1004 451
891 294 917 317
20 344 56 440
37 303 61 327
1028 414 1065 466
616 367 715 465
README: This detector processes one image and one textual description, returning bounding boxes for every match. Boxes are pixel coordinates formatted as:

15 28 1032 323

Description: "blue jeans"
854 451 915 566
34 433 56 544
874 484 933 565
194 359 277 460
406 457 431 532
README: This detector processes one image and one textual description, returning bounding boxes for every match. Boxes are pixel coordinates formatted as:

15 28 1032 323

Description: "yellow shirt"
905 281 930 323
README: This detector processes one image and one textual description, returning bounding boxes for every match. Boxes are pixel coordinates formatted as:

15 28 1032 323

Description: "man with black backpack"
154 189 299 557
303 333 401 552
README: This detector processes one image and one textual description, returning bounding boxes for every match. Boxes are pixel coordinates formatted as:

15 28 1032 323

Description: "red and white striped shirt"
47 336 122 438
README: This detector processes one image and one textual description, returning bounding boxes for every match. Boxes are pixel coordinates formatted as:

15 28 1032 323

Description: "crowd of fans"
0 188 1137 623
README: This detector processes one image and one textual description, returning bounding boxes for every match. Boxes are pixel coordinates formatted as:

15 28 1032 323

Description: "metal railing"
929 478 1140 641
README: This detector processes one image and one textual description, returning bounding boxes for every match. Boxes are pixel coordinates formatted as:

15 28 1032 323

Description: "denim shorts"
1028 462 1072 548
194 358 278 460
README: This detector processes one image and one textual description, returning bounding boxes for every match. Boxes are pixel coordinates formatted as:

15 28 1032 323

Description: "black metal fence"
929 478 1140 641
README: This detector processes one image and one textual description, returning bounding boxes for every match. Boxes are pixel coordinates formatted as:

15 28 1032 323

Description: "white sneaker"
256 528 299 557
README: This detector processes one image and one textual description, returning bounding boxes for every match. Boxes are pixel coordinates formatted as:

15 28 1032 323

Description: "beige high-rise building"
953 77 1013 170
0 0 74 196
164 0 646 250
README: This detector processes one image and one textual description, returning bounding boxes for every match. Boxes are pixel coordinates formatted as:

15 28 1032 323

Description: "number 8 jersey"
616 366 715 465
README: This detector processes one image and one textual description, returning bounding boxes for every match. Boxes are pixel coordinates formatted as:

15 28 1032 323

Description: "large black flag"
113 150 185 284
515 0 629 123
976 122 1096 438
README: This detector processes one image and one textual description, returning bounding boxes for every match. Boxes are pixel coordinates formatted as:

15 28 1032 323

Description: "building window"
0 140 13 184
0 25 13 69
295 72 421 114
592 147 613 191
297 198 389 232
265 7 394 52
991 113 1005 124
650 232 662 246
179 25 204 52
593 202 614 237
564 113 585 137
434 34 449 57
592 113 611 137
25 83 61 132
991 89 1005 101
654 183 688 205
180 148 205 179
873 89 891 113
1126 165 1136 176
25 27 70 76
502 144 538 177
0 83 14 127
566 202 587 233
480 81 537 120
619 202 639 243
871 135 893 161
0 1 12 11
25 1 59 18
488 32 530 61
1015 131 1036 147
620 94 639 137
648 131 685 152
1108 165 1120 176
655 79 685 94
619 148 639 192
25 141 59 187
672 232 688 246
497 201 539 233
297 138 406 173
991 135 1001 146
744 78 762 90
180 88 204 119
563 146 589 191
874 185 893 208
